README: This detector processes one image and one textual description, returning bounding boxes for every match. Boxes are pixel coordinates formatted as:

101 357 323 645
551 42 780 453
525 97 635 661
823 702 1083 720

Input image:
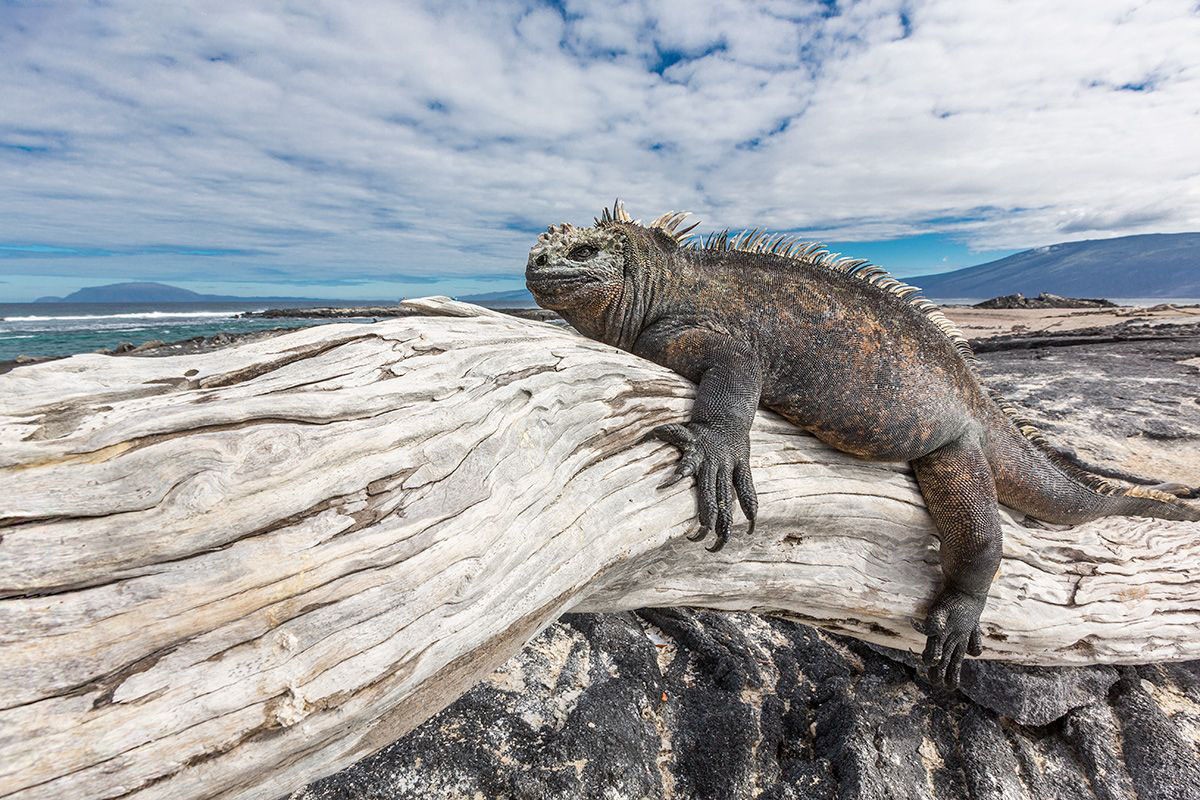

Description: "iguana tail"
983 395 1200 524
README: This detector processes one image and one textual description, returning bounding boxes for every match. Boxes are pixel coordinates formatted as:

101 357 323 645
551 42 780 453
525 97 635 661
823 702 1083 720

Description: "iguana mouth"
526 271 599 287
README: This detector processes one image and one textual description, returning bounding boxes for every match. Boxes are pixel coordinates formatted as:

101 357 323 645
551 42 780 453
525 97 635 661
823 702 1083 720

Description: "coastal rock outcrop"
297 611 1200 800
973 293 1117 309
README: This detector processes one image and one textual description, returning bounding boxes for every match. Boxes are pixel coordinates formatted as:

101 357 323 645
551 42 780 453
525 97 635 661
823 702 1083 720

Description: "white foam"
2 311 238 322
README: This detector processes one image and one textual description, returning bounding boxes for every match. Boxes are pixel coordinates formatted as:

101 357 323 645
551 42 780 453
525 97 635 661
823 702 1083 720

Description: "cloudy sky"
1 0 1198 301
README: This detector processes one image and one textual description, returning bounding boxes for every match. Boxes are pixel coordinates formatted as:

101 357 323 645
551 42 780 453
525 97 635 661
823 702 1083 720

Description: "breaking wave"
2 311 241 322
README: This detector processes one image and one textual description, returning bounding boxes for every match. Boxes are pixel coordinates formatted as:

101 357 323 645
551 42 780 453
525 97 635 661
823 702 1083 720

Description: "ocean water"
0 301 377 362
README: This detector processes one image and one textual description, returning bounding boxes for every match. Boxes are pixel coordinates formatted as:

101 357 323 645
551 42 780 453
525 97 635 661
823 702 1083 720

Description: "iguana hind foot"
918 588 986 687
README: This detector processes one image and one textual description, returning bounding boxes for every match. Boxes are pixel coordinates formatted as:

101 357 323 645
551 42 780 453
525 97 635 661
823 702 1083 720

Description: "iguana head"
525 201 698 343
524 219 628 313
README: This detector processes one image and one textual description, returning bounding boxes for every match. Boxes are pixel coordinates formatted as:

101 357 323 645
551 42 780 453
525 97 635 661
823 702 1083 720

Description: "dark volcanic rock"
870 646 1124 726
1111 668 1200 800
245 305 420 319
970 321 1200 354
959 662 1120 726
103 328 308 357
243 305 562 323
296 611 1200 800
974 292 1117 309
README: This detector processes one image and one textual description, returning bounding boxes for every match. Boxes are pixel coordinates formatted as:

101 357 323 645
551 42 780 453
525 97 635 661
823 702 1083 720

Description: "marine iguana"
524 201 1200 687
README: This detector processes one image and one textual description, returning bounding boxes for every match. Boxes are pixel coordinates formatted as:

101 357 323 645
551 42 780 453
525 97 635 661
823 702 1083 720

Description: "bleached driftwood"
0 296 1196 800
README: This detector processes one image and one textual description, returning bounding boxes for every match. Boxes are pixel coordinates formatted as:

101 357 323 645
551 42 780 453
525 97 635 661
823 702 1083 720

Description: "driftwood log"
1 297 1196 800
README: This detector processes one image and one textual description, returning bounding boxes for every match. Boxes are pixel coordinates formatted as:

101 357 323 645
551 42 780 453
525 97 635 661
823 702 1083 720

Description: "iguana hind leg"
911 428 1003 688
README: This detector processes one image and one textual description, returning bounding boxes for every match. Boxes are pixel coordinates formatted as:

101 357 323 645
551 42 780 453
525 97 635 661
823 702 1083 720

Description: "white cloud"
0 0 1197 292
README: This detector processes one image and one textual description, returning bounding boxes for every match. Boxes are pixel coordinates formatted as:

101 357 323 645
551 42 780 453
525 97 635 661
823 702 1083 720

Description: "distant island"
457 288 536 307
909 232 1199 298
31 280 533 308
35 281 343 304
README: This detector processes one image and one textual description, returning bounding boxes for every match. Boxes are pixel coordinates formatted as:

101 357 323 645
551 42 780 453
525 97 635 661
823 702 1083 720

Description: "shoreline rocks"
241 305 563 323
295 611 1200 800
971 320 1200 352
973 292 1117 309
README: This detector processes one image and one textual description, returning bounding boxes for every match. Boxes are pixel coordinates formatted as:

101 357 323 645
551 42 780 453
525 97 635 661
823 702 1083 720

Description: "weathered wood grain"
0 296 1196 800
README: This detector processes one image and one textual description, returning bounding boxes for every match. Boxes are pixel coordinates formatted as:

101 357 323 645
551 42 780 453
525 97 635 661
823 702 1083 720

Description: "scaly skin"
524 203 1200 688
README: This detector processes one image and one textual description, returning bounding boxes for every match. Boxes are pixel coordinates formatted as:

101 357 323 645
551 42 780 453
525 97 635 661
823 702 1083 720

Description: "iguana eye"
568 244 597 261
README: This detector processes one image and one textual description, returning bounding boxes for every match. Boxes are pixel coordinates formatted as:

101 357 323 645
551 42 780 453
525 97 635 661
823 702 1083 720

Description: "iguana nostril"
535 254 547 266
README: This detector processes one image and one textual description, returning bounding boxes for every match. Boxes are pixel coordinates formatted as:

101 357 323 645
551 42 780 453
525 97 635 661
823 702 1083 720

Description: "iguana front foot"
917 586 985 688
650 422 757 552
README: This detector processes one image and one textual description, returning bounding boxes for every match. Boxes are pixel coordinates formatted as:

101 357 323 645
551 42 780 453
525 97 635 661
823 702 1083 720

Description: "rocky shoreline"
241 304 562 323
0 306 563 373
296 612 1200 800
0 325 312 374
971 320 1200 353
5 296 1197 374
973 292 1117 309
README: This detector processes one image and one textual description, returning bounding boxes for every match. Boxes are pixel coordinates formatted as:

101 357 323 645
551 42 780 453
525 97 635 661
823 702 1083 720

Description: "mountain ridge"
907 232 1199 298
457 288 537 307
34 281 361 304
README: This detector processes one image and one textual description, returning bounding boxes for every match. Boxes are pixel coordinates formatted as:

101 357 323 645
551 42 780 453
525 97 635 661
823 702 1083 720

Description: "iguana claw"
650 422 756 551
920 587 986 689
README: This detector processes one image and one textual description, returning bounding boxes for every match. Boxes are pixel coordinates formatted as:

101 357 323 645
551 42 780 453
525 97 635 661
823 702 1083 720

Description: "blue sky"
1 1 1198 302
